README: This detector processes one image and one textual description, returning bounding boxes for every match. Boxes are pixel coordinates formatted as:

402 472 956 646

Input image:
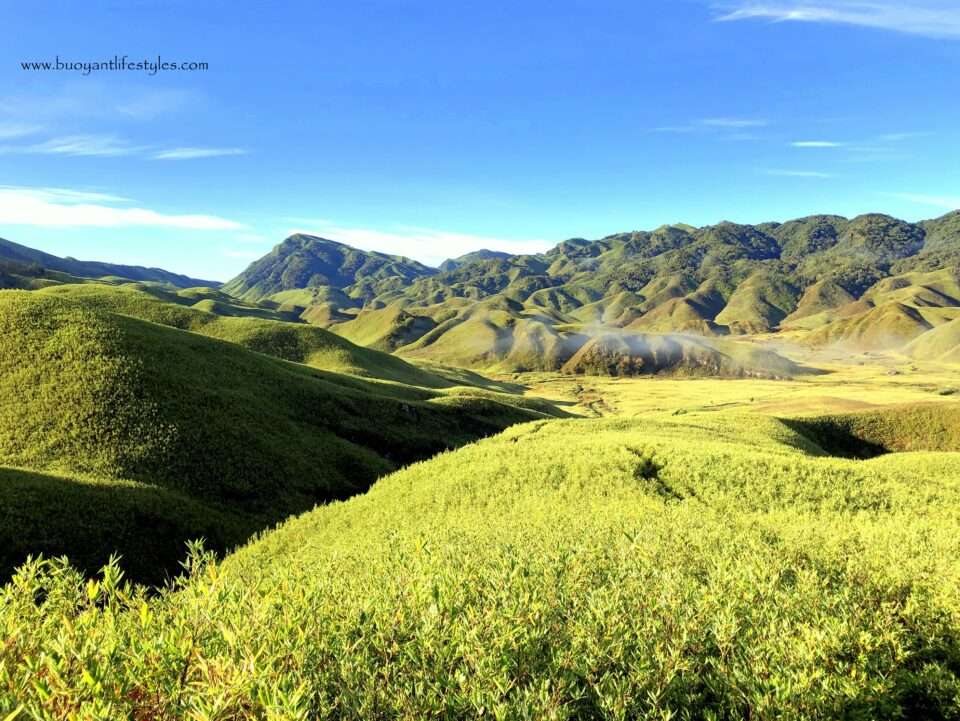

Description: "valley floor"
516 346 960 418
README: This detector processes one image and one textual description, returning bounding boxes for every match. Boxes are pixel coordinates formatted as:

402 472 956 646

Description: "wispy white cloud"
765 169 834 177
887 192 960 210
0 186 132 204
0 186 245 230
0 85 205 123
114 88 205 120
0 132 248 161
715 2 960 39
0 123 44 140
792 140 846 147
878 131 930 142
650 117 768 136
286 219 553 267
701 117 769 128
650 125 701 134
10 134 145 157
152 147 248 160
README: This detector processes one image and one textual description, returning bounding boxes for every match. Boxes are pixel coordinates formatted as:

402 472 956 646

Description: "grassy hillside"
439 249 513 272
3 409 959 717
0 466 252 586
806 301 933 350
785 404 960 457
332 303 439 352
907 317 960 362
0 290 558 580
36 282 459 389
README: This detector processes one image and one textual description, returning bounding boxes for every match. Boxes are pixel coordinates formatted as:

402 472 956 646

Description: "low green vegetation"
35 283 456 388
0 290 559 581
0 467 251 586
786 403 960 457
3 410 959 718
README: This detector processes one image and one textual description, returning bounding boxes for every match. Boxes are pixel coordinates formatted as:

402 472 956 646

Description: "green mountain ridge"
220 211 960 371
439 248 513 272
221 233 436 303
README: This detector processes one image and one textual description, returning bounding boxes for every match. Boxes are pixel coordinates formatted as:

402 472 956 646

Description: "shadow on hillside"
0 394 562 587
782 402 960 458
0 467 256 587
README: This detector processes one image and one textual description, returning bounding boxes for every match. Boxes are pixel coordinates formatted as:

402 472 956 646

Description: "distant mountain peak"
221 232 436 302
439 249 513 272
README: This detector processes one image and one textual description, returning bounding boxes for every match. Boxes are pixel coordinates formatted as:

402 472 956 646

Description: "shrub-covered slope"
4 410 959 717
561 332 801 378
784 403 960 457
0 291 557 580
37 283 458 389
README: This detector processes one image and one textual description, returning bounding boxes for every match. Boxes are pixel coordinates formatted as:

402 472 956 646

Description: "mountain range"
4 210 960 375
221 211 960 372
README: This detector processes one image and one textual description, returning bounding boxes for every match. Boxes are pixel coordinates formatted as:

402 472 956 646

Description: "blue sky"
1 0 959 280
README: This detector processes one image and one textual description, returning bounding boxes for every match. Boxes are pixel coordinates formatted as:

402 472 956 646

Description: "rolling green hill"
0 290 560 582
35 282 461 388
4 406 959 717
906 317 960 363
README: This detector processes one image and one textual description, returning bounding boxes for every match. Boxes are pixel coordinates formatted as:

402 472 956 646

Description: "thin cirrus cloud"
0 86 204 123
152 147 248 160
0 123 45 140
0 186 245 230
714 1 960 39
286 219 554 267
16 134 146 157
653 117 768 133
0 132 247 160
701 117 769 128
0 186 133 204
765 169 834 178
792 140 846 148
